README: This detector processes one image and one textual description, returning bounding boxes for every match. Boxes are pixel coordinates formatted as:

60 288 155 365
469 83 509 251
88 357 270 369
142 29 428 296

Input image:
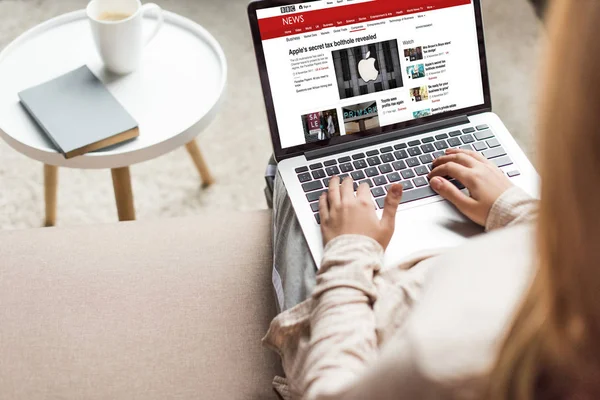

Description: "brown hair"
489 0 600 398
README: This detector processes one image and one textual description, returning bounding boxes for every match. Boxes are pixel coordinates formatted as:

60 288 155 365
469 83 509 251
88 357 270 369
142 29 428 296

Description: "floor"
0 0 543 230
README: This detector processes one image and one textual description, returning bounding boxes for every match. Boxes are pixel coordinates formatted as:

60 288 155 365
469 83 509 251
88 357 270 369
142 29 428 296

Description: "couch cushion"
0 211 282 400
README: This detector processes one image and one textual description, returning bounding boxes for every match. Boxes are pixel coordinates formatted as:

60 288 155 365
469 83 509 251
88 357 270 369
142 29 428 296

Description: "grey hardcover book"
18 65 139 159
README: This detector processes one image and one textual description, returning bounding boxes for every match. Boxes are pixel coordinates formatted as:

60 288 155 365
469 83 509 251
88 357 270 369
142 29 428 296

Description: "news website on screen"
257 0 484 149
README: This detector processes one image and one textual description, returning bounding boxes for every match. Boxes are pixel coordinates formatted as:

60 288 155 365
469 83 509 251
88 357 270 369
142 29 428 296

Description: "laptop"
248 0 539 268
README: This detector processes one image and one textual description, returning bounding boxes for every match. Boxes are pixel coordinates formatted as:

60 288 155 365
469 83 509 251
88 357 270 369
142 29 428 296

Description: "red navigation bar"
258 0 471 40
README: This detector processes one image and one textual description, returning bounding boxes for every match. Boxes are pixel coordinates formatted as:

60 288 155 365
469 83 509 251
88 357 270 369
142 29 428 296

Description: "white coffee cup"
87 0 164 75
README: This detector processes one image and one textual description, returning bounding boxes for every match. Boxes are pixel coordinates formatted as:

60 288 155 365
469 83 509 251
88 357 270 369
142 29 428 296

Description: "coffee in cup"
97 12 132 22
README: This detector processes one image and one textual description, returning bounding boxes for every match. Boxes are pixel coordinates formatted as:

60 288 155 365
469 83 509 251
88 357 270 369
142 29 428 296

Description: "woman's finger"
428 162 474 185
340 176 355 203
356 182 372 204
446 148 489 164
380 184 403 232
432 153 478 169
319 192 330 222
430 176 477 214
327 176 341 209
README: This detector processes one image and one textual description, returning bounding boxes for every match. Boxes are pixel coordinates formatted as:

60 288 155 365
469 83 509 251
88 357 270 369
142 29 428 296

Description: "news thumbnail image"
410 86 429 102
413 109 431 119
342 101 380 134
332 39 404 100
404 46 423 62
301 109 341 143
407 64 425 79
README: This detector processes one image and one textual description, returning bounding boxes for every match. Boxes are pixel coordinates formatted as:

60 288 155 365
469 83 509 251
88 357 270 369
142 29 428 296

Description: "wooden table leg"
111 167 136 222
44 164 58 227
186 140 215 188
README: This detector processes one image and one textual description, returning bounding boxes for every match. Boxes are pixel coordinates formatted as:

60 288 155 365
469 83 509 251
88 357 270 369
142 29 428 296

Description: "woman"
327 113 336 138
264 0 600 399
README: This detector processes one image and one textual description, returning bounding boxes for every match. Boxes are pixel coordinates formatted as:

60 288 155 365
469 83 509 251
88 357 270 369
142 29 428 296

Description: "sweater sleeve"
300 234 384 400
484 186 538 232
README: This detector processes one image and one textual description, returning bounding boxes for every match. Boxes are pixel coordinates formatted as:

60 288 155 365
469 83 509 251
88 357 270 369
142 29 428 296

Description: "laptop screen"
253 0 488 156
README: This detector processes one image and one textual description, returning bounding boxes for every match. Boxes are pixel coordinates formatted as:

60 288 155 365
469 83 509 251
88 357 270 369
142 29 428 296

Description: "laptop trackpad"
384 200 483 267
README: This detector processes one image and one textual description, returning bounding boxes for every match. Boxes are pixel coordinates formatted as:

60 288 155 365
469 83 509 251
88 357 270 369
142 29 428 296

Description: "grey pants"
265 158 317 313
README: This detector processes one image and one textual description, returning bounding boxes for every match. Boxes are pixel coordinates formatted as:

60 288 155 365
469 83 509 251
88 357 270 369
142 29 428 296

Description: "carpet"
0 0 543 230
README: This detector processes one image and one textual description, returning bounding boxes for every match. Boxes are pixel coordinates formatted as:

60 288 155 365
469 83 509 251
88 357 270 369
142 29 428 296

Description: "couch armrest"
0 211 281 400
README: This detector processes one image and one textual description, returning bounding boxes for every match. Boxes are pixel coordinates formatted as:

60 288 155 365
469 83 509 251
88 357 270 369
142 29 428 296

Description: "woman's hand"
319 176 404 249
428 148 514 226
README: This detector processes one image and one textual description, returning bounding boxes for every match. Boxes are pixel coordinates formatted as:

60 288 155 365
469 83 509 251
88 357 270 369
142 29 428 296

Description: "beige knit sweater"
263 186 539 400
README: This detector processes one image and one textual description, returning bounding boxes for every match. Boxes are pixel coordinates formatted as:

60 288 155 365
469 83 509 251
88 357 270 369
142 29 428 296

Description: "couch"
0 211 282 399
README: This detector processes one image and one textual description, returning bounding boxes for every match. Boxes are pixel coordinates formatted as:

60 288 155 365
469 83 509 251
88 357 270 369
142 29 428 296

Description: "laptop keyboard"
295 125 520 224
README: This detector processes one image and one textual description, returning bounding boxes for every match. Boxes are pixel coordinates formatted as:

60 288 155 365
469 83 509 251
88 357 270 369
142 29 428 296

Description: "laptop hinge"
305 115 470 161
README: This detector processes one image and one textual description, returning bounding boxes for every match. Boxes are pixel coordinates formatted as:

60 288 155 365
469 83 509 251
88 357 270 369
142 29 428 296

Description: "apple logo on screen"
358 51 379 82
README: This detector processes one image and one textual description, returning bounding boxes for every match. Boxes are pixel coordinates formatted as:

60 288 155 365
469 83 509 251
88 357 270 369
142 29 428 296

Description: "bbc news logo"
283 14 304 25
281 5 296 13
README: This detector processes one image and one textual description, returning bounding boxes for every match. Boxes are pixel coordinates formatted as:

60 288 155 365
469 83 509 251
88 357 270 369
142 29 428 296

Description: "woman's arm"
428 148 538 230
301 235 383 399
299 177 403 399
484 186 538 231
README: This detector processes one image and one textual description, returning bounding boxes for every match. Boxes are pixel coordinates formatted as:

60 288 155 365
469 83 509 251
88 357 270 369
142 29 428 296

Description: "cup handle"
141 3 164 46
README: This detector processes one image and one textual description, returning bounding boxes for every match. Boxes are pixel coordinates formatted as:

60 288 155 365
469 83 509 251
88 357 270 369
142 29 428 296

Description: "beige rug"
0 0 543 230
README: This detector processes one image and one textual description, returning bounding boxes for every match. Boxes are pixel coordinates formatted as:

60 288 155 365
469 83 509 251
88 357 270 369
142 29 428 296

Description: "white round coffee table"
0 9 227 225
